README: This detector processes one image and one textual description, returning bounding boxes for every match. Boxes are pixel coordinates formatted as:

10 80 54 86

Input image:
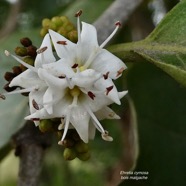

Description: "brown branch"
94 0 143 44
0 0 22 39
13 121 51 186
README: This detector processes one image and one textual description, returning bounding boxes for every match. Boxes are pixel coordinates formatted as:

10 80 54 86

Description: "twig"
13 121 51 186
94 0 143 44
0 0 21 39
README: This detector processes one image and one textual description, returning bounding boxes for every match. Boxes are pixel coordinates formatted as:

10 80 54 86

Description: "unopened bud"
39 119 54 133
12 66 22 75
77 151 91 161
68 30 78 43
42 18 51 28
14 47 27 57
27 45 37 57
40 28 48 37
20 37 32 47
57 27 67 37
62 139 75 148
75 141 89 153
63 148 76 161
4 72 15 81
23 56 34 66
51 16 63 27
60 16 69 25
63 22 74 32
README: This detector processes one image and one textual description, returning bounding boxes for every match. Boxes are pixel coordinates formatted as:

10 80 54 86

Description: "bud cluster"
38 119 90 161
4 38 37 94
40 16 78 43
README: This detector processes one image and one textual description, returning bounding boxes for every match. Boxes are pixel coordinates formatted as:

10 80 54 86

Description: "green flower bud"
23 56 34 66
20 37 32 47
68 30 78 43
63 148 76 161
63 22 74 32
75 141 89 153
40 28 48 37
60 16 69 25
57 27 68 37
14 47 27 57
39 119 53 133
77 151 91 161
51 16 63 27
49 22 57 31
42 18 51 28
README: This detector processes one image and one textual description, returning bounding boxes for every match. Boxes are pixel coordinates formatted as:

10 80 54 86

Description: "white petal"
35 33 56 68
95 77 121 105
78 22 99 62
95 106 120 120
43 87 53 115
88 121 96 140
91 49 127 79
72 69 101 87
25 108 51 120
38 68 68 89
49 29 76 62
70 105 90 143
119 90 128 99
9 69 43 89
42 59 75 78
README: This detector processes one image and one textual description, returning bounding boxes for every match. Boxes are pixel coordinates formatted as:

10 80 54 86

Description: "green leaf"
109 0 186 87
119 62 186 186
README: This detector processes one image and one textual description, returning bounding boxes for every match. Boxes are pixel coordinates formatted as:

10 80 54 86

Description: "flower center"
69 86 81 97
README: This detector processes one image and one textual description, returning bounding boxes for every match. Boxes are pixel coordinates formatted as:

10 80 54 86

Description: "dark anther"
71 63 78 68
57 41 67 45
0 94 6 100
37 46 48 54
103 72 109 80
32 99 39 110
106 86 113 95
58 75 66 79
116 67 125 77
75 10 82 17
115 21 121 27
88 91 96 100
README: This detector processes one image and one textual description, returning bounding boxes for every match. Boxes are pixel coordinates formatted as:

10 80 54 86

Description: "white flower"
2 11 128 144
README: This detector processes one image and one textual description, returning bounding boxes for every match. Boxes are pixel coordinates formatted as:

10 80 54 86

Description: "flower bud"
4 72 15 81
23 56 34 66
42 18 51 28
27 45 37 57
12 66 22 75
20 37 32 47
75 141 89 153
60 16 69 25
57 27 67 38
51 16 63 27
62 138 75 148
68 30 78 43
63 148 76 161
40 28 48 37
39 119 53 133
63 22 74 32
49 22 57 31
4 83 17 92
77 151 91 161
14 47 27 57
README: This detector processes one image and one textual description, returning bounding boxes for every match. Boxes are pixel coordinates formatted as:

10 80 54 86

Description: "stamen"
58 118 65 130
71 63 78 68
100 21 121 48
106 86 113 95
116 67 125 77
75 10 82 43
0 94 6 100
101 130 113 141
103 72 110 80
88 91 96 100
36 46 48 54
75 10 82 17
84 105 105 133
60 111 71 142
32 99 39 110
4 50 37 73
57 41 67 45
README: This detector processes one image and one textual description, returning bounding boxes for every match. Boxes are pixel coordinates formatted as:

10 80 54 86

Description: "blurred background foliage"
0 0 184 186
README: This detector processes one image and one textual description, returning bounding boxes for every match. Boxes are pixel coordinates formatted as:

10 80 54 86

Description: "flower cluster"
2 11 127 144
